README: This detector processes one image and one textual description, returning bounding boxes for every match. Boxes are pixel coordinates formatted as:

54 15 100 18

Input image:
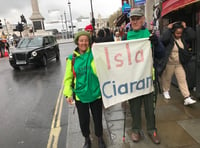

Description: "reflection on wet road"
0 43 74 148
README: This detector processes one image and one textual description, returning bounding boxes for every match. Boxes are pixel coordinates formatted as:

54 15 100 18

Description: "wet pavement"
66 85 200 148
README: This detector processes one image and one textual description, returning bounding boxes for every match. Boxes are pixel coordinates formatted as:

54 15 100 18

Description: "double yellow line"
47 81 64 148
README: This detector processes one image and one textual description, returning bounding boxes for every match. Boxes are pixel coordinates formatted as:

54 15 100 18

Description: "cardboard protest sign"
92 38 154 108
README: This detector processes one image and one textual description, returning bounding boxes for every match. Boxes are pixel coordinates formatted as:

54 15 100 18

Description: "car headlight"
9 52 13 58
31 51 37 57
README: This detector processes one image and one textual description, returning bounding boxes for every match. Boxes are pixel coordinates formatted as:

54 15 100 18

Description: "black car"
9 35 60 70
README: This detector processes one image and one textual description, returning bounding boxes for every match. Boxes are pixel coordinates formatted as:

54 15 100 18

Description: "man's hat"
129 8 144 17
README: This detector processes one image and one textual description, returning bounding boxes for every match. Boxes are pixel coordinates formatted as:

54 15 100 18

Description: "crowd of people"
63 7 196 148
84 23 130 44
0 33 21 58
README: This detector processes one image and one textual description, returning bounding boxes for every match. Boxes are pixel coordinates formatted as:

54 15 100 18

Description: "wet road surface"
0 42 74 148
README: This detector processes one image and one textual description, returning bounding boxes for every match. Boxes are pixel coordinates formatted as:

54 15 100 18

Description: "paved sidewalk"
66 83 200 147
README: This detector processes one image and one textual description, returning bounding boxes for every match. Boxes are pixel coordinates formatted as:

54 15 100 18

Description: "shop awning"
161 0 199 17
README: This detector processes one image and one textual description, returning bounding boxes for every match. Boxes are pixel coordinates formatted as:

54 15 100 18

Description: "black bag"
174 40 192 65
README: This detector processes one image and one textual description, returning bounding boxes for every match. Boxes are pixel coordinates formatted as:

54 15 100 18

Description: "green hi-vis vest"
69 50 101 103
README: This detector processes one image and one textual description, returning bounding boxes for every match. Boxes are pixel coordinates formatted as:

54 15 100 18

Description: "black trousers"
75 99 103 137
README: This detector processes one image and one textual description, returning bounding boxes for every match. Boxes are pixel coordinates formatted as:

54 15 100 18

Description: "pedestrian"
84 24 96 45
160 21 196 105
0 39 5 57
63 31 106 148
127 7 162 144
95 29 105 43
114 31 121 41
5 41 10 53
103 28 114 42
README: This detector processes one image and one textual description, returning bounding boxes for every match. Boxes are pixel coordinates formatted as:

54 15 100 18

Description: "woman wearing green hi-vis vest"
63 31 106 148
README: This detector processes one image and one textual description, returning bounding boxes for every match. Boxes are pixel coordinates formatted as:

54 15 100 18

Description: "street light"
67 0 74 38
4 19 9 35
60 15 65 39
90 0 95 32
64 11 69 39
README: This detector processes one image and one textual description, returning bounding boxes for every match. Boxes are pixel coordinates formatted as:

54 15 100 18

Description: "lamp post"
64 11 69 39
60 15 65 39
90 0 95 32
67 0 74 38
4 19 9 35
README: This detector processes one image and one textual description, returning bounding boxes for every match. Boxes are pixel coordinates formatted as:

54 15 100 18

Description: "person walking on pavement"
160 21 196 105
127 7 162 144
63 31 106 148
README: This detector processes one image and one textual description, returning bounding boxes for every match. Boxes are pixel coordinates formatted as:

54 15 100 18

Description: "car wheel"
56 50 60 61
41 55 47 67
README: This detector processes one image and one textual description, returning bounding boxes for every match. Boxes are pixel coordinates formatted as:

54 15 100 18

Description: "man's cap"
84 24 93 31
74 31 91 45
129 8 144 17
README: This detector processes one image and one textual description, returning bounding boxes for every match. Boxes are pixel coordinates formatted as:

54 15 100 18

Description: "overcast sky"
0 0 122 24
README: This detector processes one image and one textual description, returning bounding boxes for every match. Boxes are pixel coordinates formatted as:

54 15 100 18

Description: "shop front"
161 0 200 98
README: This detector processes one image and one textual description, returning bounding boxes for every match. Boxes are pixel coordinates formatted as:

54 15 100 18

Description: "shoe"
98 137 106 148
184 97 196 105
148 131 160 144
83 137 91 148
163 91 171 99
131 132 140 142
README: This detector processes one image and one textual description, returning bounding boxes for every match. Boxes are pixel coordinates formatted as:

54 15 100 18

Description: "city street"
0 41 74 148
1 41 200 148
0 0 200 148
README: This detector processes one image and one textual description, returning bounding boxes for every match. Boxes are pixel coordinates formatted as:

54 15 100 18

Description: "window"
17 37 43 48
43 37 49 45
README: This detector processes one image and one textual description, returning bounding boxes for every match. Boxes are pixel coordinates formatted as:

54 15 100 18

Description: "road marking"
47 81 64 148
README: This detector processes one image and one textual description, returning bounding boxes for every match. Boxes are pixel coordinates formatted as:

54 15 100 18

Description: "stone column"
31 0 40 13
30 0 45 31
145 0 154 30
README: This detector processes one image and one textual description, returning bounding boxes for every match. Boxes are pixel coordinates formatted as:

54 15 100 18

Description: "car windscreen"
17 37 43 48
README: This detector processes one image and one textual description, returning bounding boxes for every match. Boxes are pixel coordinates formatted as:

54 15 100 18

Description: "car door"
43 36 53 59
47 36 56 59
48 36 57 58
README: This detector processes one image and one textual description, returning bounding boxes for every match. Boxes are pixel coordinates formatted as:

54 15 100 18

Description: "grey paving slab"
156 104 189 122
157 121 197 147
66 105 84 148
178 118 200 144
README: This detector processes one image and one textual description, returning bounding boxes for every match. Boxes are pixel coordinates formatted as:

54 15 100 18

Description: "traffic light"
0 19 2 29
